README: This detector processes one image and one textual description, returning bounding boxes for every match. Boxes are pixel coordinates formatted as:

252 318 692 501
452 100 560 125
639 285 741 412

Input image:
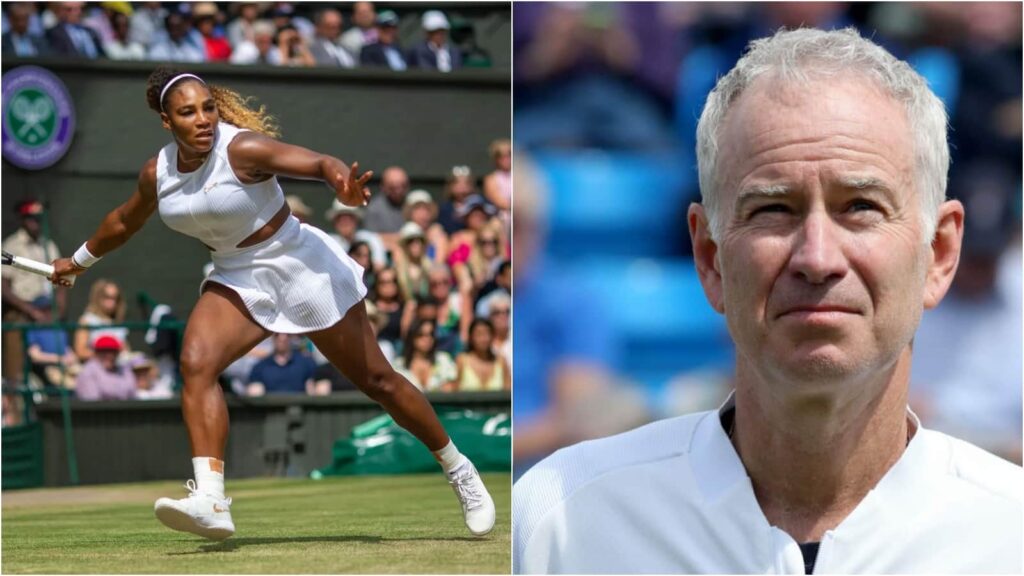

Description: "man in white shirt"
513 27 1023 574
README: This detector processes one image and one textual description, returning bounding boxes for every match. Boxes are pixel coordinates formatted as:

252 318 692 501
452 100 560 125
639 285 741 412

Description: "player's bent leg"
155 281 270 540
307 300 449 449
307 300 496 536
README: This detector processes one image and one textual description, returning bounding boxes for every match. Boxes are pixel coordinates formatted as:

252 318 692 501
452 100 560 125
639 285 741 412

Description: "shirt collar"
690 390 926 503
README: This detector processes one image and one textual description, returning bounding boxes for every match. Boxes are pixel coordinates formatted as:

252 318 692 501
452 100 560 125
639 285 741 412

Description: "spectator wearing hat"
76 335 135 401
230 18 276 64
247 333 318 396
393 222 431 301
103 10 145 60
25 296 80 388
148 10 205 62
285 195 312 224
402 264 468 356
82 2 131 45
128 353 173 400
448 194 499 268
2 3 51 57
47 1 105 59
407 10 462 72
359 9 406 70
192 2 232 62
2 200 66 381
437 166 478 235
340 1 376 59
365 166 411 236
309 7 355 68
404 190 449 264
481 291 511 366
324 200 388 271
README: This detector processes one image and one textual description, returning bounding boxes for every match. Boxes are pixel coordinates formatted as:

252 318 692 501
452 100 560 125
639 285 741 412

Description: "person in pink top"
75 335 136 401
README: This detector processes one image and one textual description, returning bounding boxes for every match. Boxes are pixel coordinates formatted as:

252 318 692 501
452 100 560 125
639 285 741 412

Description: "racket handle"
11 256 54 277
7 256 76 286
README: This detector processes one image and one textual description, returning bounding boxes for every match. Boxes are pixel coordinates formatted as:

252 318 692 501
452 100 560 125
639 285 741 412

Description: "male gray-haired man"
513 27 1022 574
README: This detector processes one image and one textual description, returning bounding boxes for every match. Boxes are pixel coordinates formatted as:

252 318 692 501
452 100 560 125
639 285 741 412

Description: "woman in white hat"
393 221 431 301
50 65 494 541
402 189 449 264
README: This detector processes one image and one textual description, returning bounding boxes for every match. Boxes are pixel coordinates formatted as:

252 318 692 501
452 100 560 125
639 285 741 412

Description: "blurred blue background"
512 1 1022 477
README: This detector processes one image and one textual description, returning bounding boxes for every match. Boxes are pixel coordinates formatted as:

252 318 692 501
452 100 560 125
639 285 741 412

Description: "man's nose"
788 210 848 284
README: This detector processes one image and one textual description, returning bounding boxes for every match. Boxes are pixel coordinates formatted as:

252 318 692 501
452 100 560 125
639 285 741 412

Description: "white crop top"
156 122 284 252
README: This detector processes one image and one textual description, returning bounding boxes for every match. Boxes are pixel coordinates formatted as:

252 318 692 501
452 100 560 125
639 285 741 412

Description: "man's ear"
688 203 725 314
923 200 964 310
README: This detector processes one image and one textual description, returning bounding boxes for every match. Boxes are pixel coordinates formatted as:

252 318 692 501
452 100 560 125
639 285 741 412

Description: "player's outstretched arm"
227 131 373 207
51 158 158 286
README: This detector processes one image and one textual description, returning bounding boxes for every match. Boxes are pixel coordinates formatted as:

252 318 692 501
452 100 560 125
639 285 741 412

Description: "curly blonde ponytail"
209 85 281 138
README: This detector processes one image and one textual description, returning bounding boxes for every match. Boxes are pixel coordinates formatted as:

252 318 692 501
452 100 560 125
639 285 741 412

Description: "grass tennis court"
2 473 510 574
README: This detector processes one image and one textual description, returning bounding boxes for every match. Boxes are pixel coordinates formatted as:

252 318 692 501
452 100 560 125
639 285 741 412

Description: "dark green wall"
2 59 510 322
36 391 510 486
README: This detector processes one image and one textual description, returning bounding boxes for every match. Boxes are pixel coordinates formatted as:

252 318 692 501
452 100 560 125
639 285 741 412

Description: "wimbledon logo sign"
2 66 75 170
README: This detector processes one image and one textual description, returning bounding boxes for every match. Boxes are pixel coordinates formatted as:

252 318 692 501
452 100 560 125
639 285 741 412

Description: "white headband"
159 73 206 111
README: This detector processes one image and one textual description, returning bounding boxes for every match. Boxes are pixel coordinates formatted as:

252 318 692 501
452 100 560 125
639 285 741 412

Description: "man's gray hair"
696 27 949 242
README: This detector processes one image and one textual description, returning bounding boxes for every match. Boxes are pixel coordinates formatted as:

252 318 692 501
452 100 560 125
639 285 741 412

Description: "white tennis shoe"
154 479 235 540
448 459 495 536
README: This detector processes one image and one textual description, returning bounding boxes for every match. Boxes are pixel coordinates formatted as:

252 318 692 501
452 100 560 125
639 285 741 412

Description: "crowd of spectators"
1 139 510 422
2 1 496 71
223 143 512 397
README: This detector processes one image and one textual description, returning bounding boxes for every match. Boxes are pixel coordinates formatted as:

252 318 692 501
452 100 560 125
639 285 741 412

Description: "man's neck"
731 349 914 543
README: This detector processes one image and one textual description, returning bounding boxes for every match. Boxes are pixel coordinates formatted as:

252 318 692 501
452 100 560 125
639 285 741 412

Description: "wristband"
72 243 101 268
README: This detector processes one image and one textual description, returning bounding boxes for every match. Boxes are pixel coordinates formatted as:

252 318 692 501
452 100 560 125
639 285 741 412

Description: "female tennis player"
50 66 494 540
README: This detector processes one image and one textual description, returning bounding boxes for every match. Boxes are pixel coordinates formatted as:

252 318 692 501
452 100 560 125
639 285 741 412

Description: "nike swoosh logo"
213 504 228 513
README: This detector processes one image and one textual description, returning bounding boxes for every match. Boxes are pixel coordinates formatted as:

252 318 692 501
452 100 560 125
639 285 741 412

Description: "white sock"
433 440 467 475
192 457 226 498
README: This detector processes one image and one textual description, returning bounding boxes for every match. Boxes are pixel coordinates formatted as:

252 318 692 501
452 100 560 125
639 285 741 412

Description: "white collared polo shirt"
513 401 1023 574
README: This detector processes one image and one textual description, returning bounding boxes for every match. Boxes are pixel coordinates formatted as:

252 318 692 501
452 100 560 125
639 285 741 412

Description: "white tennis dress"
155 122 367 333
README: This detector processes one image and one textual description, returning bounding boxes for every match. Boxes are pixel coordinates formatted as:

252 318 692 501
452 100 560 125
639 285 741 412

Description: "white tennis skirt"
200 215 367 334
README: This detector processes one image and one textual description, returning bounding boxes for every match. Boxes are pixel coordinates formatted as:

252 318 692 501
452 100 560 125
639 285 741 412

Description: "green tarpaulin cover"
314 409 510 476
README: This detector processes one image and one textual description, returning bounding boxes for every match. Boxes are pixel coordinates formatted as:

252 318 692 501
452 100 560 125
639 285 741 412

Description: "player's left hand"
335 162 373 207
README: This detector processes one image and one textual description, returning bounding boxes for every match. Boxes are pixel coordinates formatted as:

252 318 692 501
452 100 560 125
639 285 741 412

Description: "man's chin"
769 345 864 385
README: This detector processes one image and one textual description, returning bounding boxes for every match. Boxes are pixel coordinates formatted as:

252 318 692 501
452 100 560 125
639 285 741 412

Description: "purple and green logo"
2 66 75 170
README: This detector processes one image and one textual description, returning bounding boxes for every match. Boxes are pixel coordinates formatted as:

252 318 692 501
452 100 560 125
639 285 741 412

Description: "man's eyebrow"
737 183 792 202
837 176 893 193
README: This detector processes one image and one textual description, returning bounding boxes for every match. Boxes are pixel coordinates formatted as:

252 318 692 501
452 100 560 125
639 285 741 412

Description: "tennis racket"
2 251 75 285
